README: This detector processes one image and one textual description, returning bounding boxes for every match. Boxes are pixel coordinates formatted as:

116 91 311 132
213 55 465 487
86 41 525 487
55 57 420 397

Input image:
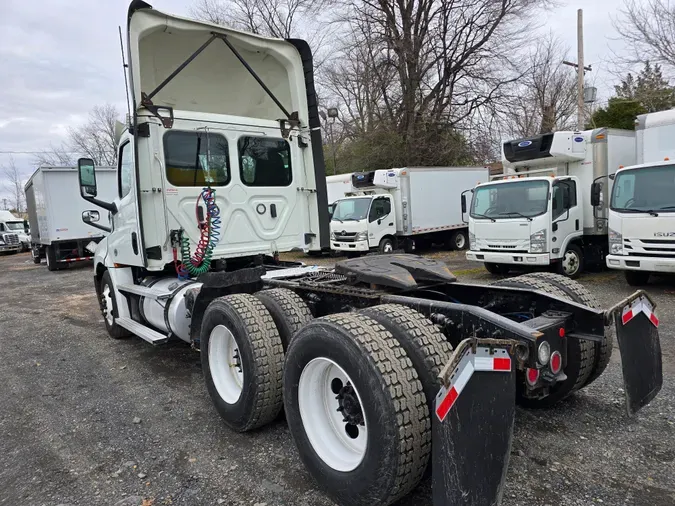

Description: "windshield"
332 198 372 222
611 165 675 212
5 222 24 231
471 180 549 219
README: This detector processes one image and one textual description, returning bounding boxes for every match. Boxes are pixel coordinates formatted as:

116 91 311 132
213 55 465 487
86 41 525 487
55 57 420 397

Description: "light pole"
320 108 339 174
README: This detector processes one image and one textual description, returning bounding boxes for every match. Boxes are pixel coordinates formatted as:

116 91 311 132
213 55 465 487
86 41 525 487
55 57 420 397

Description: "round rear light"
526 368 540 386
537 341 551 365
550 351 562 374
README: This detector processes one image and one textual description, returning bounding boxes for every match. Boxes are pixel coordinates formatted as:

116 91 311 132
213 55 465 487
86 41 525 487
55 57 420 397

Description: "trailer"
24 166 117 271
466 129 636 278
603 109 675 285
72 3 663 505
331 167 487 254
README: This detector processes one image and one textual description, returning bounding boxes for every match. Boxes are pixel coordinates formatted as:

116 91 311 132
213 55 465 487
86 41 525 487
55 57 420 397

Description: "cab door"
552 178 583 253
367 195 395 247
108 138 144 266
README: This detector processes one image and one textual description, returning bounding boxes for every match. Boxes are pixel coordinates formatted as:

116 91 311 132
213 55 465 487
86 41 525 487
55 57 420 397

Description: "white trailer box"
25 166 117 270
330 167 488 253
326 173 354 218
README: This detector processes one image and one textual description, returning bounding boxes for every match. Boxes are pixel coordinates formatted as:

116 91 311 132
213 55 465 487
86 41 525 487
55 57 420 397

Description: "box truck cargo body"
25 166 117 270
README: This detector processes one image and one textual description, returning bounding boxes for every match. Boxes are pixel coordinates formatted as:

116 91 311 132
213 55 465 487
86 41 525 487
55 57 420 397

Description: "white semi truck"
72 3 662 506
466 128 636 278
604 109 675 285
0 210 28 253
24 166 117 270
330 167 487 254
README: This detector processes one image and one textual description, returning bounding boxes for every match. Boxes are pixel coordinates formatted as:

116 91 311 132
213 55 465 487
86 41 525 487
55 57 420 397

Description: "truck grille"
2 233 19 245
335 232 357 243
624 238 675 258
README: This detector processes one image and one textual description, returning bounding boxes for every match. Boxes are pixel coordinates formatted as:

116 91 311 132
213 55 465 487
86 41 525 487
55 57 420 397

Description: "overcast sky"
0 0 635 205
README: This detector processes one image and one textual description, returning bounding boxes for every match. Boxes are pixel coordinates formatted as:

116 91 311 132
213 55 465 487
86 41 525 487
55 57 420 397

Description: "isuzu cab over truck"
604 109 675 285
76 3 662 506
466 128 636 278
330 167 486 254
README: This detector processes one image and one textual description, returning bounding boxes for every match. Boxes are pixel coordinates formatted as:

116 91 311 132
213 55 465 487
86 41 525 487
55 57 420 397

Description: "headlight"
0 237 5 245
609 228 623 255
530 229 547 253
537 341 551 365
330 231 336 240
356 231 368 241
469 231 476 250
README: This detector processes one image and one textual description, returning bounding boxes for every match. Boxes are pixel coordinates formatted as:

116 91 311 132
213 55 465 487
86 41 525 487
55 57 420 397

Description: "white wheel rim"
298 358 368 472
46 253 51 268
102 284 114 325
209 325 244 404
562 250 579 275
455 234 466 249
384 242 393 253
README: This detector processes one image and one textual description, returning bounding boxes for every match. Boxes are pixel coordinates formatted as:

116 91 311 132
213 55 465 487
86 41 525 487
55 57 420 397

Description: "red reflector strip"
63 257 94 263
622 309 634 325
642 305 659 328
493 357 511 371
621 297 659 328
435 386 458 422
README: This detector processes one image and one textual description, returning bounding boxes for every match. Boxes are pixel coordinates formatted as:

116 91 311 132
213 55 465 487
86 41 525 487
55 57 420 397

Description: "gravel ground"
0 250 673 506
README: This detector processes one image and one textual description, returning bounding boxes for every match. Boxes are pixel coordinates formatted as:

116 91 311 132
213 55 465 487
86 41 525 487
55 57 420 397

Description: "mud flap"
611 293 662 415
432 339 517 506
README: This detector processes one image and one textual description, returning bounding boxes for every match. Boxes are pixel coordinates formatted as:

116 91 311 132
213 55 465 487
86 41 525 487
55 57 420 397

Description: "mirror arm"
85 221 112 233
83 195 117 214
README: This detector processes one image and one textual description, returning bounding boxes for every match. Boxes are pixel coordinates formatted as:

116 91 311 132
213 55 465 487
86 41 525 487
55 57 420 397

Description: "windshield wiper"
498 212 533 222
658 206 675 211
472 213 496 222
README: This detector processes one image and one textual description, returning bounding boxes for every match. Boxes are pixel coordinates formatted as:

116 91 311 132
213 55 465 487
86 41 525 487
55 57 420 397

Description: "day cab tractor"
76 2 663 505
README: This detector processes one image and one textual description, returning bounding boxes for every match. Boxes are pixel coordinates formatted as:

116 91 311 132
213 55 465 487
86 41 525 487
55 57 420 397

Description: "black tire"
45 245 59 271
450 230 468 251
525 272 613 387
31 245 41 264
492 275 595 408
625 270 650 286
484 262 509 275
379 237 395 254
200 294 284 432
283 313 429 506
556 243 584 279
255 288 313 351
99 270 130 339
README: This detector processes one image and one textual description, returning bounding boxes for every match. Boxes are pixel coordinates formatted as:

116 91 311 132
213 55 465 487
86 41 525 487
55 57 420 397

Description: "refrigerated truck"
605 109 675 285
466 128 636 278
24 166 117 271
330 167 488 254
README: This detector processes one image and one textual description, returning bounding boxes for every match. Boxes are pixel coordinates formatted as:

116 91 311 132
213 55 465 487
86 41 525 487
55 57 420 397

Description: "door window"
238 137 292 187
552 180 577 220
163 131 230 187
369 197 391 222
119 142 133 198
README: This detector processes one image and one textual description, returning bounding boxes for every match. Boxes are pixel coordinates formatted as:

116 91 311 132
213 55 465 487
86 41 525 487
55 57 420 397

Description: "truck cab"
0 210 27 253
466 128 636 277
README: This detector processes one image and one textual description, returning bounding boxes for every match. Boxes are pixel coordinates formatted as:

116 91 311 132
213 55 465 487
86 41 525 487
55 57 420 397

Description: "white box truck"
466 128 636 278
24 166 117 271
0 210 29 253
330 167 487 254
604 109 675 285
326 172 353 218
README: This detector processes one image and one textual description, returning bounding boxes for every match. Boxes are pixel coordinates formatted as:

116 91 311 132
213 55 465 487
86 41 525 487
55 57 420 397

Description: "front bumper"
466 250 550 266
0 244 20 252
332 240 370 252
607 254 675 273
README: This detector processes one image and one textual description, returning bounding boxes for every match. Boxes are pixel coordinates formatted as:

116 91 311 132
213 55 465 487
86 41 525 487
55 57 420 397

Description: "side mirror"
78 158 97 198
461 194 467 213
377 218 382 225
591 182 602 207
82 210 100 223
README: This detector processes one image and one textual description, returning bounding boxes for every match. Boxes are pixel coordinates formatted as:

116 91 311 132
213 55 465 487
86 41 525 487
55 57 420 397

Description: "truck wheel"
492 275 595 408
557 244 584 278
525 272 614 387
484 262 509 275
31 246 41 264
283 313 429 506
379 237 395 254
625 270 650 286
99 270 131 339
45 245 59 271
200 294 284 432
450 230 468 250
255 288 313 351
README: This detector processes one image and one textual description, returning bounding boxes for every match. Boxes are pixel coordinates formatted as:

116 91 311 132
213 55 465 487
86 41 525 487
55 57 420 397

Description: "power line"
0 150 80 154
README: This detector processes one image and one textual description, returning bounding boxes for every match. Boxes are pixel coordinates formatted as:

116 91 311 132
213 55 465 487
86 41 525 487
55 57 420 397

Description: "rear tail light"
550 351 562 375
526 368 540 386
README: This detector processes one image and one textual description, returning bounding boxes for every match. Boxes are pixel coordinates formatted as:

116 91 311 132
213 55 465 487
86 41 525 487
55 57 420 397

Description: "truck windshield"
332 198 371 222
4 222 24 231
471 180 549 220
611 165 675 213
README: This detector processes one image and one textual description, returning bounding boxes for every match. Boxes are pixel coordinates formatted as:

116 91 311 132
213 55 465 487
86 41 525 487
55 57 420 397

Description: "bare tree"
34 103 121 167
1 156 25 212
614 0 675 74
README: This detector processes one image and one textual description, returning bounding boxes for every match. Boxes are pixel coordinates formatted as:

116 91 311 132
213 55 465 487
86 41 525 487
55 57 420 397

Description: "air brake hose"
178 186 221 278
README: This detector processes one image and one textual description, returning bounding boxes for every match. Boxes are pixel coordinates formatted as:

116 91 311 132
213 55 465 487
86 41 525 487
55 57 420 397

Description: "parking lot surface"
0 251 673 506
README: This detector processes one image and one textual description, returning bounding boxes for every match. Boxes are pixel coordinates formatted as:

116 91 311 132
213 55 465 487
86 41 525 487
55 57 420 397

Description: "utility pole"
563 9 592 131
